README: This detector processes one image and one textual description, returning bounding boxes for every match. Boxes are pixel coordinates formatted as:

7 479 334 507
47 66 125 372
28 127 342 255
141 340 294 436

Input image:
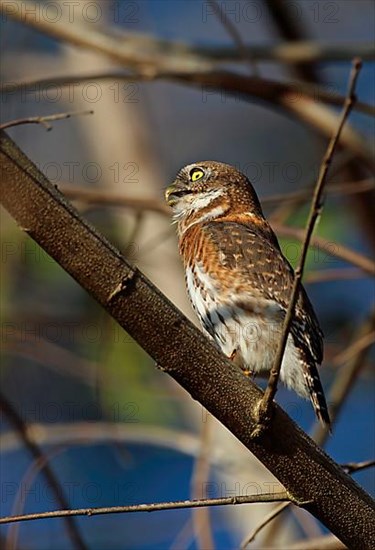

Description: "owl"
165 161 330 426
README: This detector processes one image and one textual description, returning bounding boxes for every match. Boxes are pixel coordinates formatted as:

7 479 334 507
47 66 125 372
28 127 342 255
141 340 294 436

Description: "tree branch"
0 492 293 525
208 0 259 75
279 533 346 550
313 310 375 445
56 184 375 276
272 223 375 277
2 72 373 118
1 0 374 170
0 110 93 131
342 460 375 475
0 394 87 550
2 1 373 68
242 309 375 547
257 58 362 429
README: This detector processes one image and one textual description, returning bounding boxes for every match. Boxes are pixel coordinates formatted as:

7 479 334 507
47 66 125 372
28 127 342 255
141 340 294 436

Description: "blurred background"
0 1 374 548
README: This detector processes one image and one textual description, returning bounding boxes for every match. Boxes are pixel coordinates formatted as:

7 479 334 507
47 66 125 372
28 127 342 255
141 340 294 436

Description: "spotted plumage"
165 161 330 426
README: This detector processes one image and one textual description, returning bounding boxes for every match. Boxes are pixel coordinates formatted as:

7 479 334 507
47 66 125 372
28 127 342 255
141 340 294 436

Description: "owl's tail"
302 363 331 428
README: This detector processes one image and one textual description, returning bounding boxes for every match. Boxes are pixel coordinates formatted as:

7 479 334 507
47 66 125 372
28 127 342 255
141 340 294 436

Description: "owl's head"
165 161 263 226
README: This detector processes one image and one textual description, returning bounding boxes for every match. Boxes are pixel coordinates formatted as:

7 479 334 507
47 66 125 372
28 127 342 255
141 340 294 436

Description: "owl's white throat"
172 189 227 234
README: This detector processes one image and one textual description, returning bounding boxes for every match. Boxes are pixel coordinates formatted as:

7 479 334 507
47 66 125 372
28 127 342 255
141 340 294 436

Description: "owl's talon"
229 349 237 362
250 400 274 438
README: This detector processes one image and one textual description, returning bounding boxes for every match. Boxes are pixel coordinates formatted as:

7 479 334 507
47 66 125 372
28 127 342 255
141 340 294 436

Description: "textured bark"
1 131 374 549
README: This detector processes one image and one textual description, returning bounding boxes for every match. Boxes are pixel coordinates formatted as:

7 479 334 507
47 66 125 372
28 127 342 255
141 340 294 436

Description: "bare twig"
190 414 214 550
243 310 375 547
278 533 346 550
342 460 375 475
58 184 375 275
2 327 99 386
0 423 203 457
265 0 375 256
61 179 374 212
60 184 169 215
2 72 373 118
1 0 374 171
265 0 318 82
170 519 194 550
255 58 362 432
305 268 368 284
0 492 293 525
205 41 374 64
313 310 375 446
263 179 375 206
208 0 259 75
0 394 86 549
0 110 93 131
240 502 289 548
2 1 373 68
273 223 375 277
332 331 375 366
5 446 66 550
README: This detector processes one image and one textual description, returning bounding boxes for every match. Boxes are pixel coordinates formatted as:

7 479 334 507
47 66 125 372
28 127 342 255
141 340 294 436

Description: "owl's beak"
165 185 176 206
165 184 188 206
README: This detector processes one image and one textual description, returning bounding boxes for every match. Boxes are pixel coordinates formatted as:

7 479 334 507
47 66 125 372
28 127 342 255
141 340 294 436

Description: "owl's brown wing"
203 220 323 365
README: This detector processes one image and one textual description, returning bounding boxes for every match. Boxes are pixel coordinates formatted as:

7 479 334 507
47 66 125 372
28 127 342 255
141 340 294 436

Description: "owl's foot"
229 349 237 362
243 368 255 378
229 351 255 378
250 399 275 439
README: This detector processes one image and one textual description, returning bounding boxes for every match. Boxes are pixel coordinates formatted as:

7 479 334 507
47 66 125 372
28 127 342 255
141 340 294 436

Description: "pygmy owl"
165 161 330 426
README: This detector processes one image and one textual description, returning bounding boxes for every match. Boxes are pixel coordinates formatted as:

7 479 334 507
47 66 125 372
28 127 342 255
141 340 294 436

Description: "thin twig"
170 519 194 550
1 327 99 386
1 72 373 117
263 178 375 206
305 268 368 284
278 533 346 550
240 502 289 548
0 492 293 525
5 446 66 550
255 58 362 432
313 310 375 446
0 394 87 549
0 423 203 457
61 185 169 215
265 0 319 82
2 0 373 173
58 184 375 275
243 309 375 546
332 331 375 366
61 179 374 212
273 223 375 277
208 0 259 75
190 414 214 550
342 459 375 475
2 0 372 67
0 110 93 131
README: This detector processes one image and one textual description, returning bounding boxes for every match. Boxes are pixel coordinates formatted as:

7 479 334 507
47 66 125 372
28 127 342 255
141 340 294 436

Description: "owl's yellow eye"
190 168 205 182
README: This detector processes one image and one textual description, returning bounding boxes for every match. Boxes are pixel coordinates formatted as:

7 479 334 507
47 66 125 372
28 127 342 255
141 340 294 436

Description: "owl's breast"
185 262 220 332
185 260 290 374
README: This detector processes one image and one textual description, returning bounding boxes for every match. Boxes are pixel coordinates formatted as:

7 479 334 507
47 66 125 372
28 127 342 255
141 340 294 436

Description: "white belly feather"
186 263 308 399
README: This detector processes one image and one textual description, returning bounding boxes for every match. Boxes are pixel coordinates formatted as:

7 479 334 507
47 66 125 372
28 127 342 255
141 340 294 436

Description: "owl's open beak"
165 185 176 206
165 184 189 206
